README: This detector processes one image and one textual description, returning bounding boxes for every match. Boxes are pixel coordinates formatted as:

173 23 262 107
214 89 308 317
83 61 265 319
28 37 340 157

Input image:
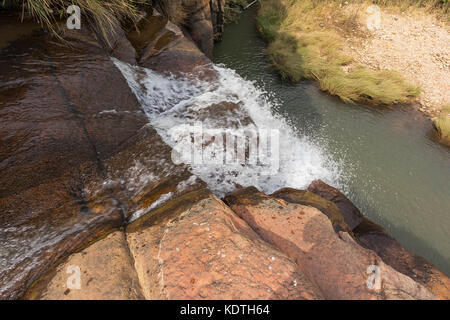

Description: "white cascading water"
113 58 343 197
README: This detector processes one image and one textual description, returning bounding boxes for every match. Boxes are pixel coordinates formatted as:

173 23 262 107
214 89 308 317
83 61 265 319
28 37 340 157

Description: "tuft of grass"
1 0 141 44
257 0 427 105
434 105 450 143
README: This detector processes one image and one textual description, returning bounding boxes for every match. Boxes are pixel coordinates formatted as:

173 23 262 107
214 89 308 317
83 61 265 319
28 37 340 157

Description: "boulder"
181 0 225 57
307 180 450 299
125 189 322 299
272 188 352 234
307 180 364 229
126 9 214 79
24 231 144 300
127 10 184 64
225 188 436 300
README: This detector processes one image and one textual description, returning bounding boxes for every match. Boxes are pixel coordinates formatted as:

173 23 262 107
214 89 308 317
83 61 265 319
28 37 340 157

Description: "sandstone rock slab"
126 189 322 300
272 188 352 234
24 231 144 300
308 180 450 299
307 180 364 229
225 188 436 300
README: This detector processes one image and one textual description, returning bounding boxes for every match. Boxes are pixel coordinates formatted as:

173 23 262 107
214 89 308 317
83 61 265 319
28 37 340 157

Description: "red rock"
225 188 436 300
24 231 144 300
272 188 352 234
307 180 450 299
307 180 364 229
355 219 450 299
126 189 322 300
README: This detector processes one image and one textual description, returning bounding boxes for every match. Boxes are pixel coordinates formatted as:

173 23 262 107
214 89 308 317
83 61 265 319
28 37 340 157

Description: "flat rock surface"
24 231 144 300
308 179 450 300
126 189 322 300
225 188 436 300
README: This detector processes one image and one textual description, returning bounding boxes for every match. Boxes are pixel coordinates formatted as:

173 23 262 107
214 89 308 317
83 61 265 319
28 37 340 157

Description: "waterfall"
113 58 343 197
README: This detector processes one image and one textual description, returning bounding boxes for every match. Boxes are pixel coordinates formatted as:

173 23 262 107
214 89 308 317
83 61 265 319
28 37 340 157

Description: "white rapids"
113 58 343 197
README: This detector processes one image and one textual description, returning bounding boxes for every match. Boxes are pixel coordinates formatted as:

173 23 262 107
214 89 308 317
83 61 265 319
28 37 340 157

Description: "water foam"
113 59 343 196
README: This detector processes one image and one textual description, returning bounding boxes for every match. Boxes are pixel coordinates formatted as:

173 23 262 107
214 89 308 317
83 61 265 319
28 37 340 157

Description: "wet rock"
24 231 144 300
307 180 450 299
225 188 436 300
182 0 225 57
97 21 137 65
127 10 183 64
127 9 214 79
103 125 206 223
0 14 40 50
140 32 214 79
0 25 136 299
307 180 364 229
272 188 352 234
354 219 450 300
0 18 203 299
57 15 136 65
126 189 322 299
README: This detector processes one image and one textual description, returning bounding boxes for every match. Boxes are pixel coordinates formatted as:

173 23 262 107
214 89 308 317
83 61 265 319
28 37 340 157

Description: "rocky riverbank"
0 2 449 300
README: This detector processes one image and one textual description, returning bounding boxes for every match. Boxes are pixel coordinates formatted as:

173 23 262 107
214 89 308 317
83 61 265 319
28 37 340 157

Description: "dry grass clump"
434 105 450 143
257 0 433 105
1 0 141 41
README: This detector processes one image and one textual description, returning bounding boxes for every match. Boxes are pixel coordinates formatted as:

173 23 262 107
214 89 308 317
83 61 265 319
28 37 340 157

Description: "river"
213 8 450 274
